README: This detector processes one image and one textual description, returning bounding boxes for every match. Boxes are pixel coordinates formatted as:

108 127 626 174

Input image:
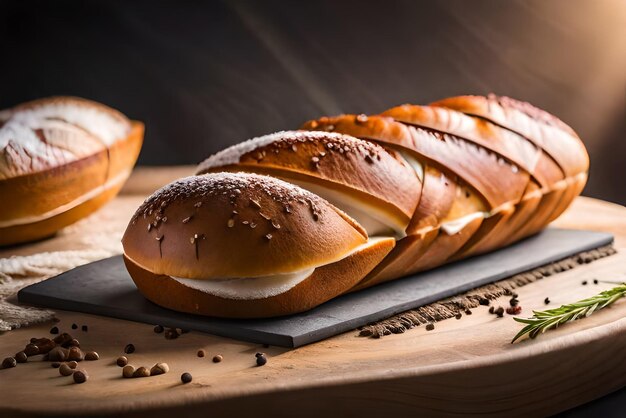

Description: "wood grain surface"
1 167 625 417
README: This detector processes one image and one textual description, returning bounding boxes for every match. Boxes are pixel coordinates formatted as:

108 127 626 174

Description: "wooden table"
1 168 625 417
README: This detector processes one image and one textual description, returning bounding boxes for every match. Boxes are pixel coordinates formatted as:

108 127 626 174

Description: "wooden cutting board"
1 168 625 417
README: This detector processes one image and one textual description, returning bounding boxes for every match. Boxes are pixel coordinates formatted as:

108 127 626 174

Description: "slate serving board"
18 228 613 348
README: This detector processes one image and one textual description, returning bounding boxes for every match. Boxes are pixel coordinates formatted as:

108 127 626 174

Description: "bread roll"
123 94 587 318
0 97 143 245
122 173 395 317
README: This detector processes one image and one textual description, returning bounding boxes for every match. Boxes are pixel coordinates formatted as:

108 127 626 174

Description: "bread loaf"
0 97 143 245
123 94 588 317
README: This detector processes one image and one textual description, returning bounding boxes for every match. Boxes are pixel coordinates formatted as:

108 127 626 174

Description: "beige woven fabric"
0 195 143 331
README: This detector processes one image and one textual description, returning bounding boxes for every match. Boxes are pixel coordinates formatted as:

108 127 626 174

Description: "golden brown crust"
197 131 420 229
430 94 589 178
122 172 369 278
0 121 143 246
124 237 395 318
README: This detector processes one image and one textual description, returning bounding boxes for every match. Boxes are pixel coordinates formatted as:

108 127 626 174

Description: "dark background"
1 0 625 205
0 0 625 415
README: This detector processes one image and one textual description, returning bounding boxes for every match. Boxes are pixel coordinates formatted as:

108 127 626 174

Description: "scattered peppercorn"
197 350 205 358
150 363 170 376
1 357 16 369
593 279 599 285
506 306 522 315
59 364 74 376
544 297 550 305
213 354 223 363
85 351 99 361
164 328 179 340
256 353 267 366
15 351 27 363
124 344 135 354
495 307 505 318
426 323 435 331
67 347 84 361
181 372 193 384
117 356 128 367
71 324 78 330
509 298 519 307
153 325 164 334
73 370 88 384
24 344 39 356
133 367 150 378
455 313 462 320
50 326 59 335
122 365 136 378
67 361 78 369
582 280 588 285
81 325 88 332
488 306 495 314
479 298 490 306
68 338 80 347
464 309 472 315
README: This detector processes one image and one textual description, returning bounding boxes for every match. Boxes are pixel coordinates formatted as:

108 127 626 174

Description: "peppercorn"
495 307 505 318
455 313 462 320
124 344 135 354
509 298 519 307
256 353 267 366
15 352 27 363
116 356 128 367
1 357 16 369
150 363 169 376
181 372 192 383
153 325 164 334
133 367 150 378
59 364 74 376
73 370 88 384
544 297 550 305
213 354 223 363
50 326 59 334
506 305 522 315
197 350 205 358
122 365 135 378
71 324 78 330
425 323 435 331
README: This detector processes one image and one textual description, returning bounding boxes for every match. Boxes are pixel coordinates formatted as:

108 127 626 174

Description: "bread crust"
124 237 395 318
122 172 369 278
197 131 420 231
0 121 143 246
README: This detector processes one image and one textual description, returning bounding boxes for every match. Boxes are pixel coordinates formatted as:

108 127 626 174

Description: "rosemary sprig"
511 283 626 343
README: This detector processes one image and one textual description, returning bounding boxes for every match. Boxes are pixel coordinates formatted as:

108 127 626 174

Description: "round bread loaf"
0 97 143 246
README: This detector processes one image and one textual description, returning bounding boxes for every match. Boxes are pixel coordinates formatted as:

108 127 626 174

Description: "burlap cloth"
0 167 195 331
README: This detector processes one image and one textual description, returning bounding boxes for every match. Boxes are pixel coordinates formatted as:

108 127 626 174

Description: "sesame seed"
227 219 235 228
265 234 273 241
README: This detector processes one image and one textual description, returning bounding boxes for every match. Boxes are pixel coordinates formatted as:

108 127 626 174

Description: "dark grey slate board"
18 228 613 348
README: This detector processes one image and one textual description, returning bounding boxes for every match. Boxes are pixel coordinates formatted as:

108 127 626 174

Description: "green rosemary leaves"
512 283 626 343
